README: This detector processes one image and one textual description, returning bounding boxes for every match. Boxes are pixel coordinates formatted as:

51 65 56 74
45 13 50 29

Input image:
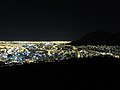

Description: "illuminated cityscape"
0 41 120 67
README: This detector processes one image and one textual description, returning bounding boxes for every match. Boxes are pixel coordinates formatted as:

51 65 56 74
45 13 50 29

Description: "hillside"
0 57 120 89
70 30 120 46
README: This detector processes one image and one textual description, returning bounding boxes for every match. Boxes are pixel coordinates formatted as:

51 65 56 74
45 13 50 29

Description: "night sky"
0 0 119 40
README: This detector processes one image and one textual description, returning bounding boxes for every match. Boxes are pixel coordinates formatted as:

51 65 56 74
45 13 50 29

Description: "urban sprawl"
0 41 120 67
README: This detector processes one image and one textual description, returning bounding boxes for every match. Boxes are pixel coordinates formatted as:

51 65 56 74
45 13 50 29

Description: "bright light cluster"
0 41 120 67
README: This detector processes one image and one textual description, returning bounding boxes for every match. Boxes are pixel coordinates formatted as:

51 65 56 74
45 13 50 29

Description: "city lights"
0 41 120 67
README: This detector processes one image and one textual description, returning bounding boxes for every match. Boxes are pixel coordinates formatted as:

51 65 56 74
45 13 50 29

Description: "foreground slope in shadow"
0 57 120 90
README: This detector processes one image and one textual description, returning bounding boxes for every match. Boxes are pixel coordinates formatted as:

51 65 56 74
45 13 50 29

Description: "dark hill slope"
70 30 120 46
0 57 120 89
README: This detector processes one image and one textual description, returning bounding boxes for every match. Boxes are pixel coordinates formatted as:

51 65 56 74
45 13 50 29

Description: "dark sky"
0 0 119 40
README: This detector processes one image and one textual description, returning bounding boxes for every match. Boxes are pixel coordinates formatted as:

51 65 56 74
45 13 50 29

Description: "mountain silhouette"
70 30 120 46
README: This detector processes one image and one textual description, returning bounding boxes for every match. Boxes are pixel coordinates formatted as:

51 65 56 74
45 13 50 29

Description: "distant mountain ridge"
70 30 120 46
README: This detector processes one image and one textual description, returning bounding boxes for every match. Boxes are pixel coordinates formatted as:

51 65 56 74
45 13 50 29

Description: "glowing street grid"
0 41 120 67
